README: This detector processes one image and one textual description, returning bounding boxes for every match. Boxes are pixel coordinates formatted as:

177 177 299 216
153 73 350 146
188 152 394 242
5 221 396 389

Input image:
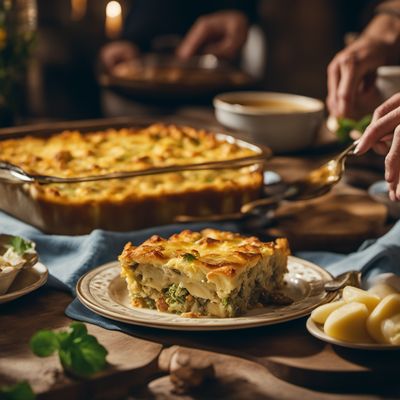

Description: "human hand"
327 36 390 119
354 93 400 200
176 10 249 61
100 40 139 72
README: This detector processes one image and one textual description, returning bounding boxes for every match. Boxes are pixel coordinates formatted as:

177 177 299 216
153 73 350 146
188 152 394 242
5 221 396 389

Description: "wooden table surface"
0 115 397 399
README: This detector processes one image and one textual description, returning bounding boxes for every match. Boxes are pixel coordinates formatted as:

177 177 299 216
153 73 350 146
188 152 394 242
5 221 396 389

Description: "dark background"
26 0 378 122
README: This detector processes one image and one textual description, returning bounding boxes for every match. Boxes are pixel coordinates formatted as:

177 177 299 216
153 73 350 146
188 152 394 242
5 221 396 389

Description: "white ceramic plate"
306 317 400 350
76 256 336 331
0 263 48 304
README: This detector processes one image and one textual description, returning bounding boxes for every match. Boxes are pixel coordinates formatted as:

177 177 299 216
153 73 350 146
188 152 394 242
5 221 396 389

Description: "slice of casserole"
119 229 289 318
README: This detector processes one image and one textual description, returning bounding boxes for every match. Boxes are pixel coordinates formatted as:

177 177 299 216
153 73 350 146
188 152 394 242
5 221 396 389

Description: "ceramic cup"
377 66 400 101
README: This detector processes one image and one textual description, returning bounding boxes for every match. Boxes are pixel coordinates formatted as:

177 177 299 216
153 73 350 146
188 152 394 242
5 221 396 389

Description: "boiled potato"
366 294 400 343
324 302 372 343
368 283 398 299
381 314 400 345
342 286 380 312
311 300 346 324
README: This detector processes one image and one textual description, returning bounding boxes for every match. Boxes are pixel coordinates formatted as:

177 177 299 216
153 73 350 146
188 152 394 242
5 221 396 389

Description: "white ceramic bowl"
213 91 324 153
368 180 400 220
377 66 400 100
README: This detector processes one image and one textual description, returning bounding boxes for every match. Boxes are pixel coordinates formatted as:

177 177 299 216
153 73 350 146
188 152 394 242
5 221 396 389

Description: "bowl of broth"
213 92 324 153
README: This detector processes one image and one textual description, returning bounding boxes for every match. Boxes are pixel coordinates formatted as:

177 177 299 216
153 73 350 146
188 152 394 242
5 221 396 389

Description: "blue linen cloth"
0 211 240 292
2 210 400 333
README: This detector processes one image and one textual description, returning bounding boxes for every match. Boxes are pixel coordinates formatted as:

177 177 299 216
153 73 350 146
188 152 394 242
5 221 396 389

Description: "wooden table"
2 287 400 399
0 114 396 399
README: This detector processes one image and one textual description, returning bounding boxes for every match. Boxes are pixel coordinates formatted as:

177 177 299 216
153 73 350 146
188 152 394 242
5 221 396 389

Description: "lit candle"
105 1 122 39
71 0 87 21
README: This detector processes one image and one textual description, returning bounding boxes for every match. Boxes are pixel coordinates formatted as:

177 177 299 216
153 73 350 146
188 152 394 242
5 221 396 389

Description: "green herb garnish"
30 323 108 378
165 283 189 305
0 381 35 400
10 236 33 256
336 115 372 143
182 253 197 262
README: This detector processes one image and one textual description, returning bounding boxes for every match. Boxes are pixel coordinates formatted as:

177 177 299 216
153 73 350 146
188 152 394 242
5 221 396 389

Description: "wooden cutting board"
0 289 162 400
264 185 387 252
151 318 400 394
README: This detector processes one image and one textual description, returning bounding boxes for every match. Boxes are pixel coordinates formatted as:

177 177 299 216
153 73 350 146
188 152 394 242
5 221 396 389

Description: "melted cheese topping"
120 229 289 301
0 124 261 203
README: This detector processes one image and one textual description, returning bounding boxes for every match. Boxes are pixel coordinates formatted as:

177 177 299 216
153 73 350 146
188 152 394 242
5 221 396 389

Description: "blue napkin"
2 209 400 333
66 221 400 331
0 211 240 292
298 221 400 282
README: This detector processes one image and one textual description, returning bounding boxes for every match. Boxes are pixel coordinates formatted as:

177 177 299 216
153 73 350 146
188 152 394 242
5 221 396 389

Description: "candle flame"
71 0 87 21
106 1 122 18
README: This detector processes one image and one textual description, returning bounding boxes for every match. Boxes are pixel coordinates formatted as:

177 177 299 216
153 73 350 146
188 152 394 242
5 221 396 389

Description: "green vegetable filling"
164 283 189 306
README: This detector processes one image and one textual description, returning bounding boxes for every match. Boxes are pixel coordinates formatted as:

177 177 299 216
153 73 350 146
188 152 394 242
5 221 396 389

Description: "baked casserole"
113 62 249 86
0 123 264 234
119 229 289 318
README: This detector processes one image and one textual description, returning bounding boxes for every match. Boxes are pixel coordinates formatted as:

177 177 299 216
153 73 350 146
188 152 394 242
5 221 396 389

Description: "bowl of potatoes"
307 277 400 349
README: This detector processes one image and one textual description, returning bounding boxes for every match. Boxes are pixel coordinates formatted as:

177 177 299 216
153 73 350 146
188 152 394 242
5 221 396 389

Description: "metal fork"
0 156 265 184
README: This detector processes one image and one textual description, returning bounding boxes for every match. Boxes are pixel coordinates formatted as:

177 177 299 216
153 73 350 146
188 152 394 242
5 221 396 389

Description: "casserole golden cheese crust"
119 229 290 318
0 124 263 233
0 123 261 203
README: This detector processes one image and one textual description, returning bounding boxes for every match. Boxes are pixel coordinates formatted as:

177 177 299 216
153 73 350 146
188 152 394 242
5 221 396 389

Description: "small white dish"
0 267 20 295
0 234 39 295
264 170 281 185
368 180 400 219
306 317 400 350
214 91 324 153
0 262 48 304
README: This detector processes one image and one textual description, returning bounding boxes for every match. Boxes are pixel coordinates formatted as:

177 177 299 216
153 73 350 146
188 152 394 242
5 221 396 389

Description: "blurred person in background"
101 0 257 72
327 0 400 200
327 0 400 120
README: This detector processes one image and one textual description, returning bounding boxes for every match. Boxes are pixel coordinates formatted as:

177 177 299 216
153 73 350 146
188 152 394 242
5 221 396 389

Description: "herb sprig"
10 236 34 256
0 381 35 400
336 115 372 143
30 323 108 378
182 253 197 262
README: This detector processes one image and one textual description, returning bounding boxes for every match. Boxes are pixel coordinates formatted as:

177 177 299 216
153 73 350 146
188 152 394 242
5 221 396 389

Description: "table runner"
1 210 399 332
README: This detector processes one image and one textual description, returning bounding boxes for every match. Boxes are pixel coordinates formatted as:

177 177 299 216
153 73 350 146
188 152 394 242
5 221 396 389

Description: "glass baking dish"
0 117 270 235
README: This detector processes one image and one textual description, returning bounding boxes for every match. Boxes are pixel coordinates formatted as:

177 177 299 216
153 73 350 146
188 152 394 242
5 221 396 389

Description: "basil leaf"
336 115 372 143
0 381 35 400
355 114 372 133
55 331 71 348
336 118 356 143
30 330 59 357
31 323 108 378
10 236 33 256
58 348 72 373
69 322 88 340
74 335 108 376
60 336 108 377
